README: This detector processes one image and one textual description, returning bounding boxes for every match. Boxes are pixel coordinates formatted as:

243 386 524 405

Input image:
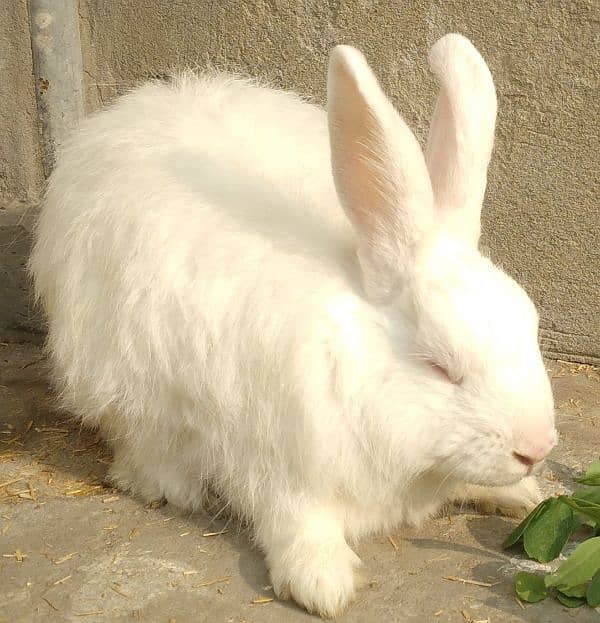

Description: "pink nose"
513 429 558 466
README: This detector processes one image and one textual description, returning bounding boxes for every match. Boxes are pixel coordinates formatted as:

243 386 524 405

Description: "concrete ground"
1 334 599 623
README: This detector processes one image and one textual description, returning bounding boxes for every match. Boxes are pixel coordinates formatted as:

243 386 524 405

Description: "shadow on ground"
1 340 599 622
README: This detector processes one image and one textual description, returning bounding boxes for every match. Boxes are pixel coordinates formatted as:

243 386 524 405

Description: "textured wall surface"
2 1 599 361
0 1 44 201
79 0 600 362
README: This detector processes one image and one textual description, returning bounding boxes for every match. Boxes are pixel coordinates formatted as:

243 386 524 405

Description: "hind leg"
106 436 206 512
107 442 162 502
454 476 543 518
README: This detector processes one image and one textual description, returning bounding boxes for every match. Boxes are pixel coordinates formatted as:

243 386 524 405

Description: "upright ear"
426 34 497 248
327 45 434 299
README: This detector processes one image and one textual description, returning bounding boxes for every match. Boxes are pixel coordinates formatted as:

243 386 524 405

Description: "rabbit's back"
38 72 352 258
30 72 364 431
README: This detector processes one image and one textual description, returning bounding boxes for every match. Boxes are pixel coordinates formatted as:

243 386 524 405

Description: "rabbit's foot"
107 443 205 511
107 452 163 503
455 476 543 519
263 509 360 617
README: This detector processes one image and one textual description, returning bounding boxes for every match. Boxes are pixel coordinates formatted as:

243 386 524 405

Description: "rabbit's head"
327 35 556 487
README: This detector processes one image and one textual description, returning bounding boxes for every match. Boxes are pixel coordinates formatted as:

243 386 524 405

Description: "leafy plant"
503 458 600 609
576 460 600 486
515 571 548 602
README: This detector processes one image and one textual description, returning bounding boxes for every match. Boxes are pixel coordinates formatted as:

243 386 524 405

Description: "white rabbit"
29 33 557 617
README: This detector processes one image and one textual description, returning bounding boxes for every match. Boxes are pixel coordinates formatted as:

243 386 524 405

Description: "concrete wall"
0 1 44 201
1 1 598 362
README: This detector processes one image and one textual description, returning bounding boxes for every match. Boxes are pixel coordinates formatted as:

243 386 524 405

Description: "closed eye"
428 360 463 385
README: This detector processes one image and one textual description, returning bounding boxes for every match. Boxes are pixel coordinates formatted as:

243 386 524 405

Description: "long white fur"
328 45 434 298
29 34 556 617
426 34 497 247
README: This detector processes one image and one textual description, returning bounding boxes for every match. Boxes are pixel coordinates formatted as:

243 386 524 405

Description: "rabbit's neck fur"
332 362 462 536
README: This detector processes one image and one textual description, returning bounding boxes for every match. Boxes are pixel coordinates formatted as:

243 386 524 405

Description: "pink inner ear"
326 45 435 288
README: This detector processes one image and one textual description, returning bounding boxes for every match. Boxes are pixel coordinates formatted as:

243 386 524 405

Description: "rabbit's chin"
467 470 531 488
438 454 534 489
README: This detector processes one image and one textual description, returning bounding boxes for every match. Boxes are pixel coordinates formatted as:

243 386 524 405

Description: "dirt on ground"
1 333 599 622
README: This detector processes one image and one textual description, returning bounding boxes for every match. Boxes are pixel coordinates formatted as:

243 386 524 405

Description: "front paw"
457 476 544 519
269 539 360 618
473 476 544 518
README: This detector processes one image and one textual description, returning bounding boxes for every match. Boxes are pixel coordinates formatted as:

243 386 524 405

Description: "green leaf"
523 498 575 562
545 537 600 591
573 487 600 505
558 583 588 598
581 517 597 530
555 591 586 608
580 477 600 486
575 459 600 486
573 493 599 529
568 512 582 535
515 571 549 603
559 495 600 524
503 499 552 549
587 571 600 607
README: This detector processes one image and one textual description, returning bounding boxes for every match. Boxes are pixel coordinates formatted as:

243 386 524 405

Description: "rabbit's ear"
327 45 434 298
426 34 497 248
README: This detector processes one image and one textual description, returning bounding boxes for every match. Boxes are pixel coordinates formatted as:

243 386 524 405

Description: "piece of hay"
193 576 232 587
53 552 78 565
443 575 497 588
202 529 228 537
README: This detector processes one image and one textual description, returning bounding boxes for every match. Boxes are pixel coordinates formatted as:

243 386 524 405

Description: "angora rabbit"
30 33 557 616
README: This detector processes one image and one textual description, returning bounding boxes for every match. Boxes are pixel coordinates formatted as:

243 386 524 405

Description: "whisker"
432 462 462 500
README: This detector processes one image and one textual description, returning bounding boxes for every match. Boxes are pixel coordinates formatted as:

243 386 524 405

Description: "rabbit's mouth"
512 451 535 469
512 452 545 477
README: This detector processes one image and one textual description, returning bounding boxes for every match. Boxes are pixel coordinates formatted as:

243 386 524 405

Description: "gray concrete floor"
1 334 599 622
